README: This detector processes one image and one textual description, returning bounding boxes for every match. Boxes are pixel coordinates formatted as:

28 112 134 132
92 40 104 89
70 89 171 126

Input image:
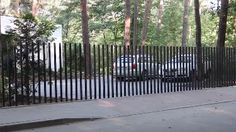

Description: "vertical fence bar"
165 46 171 93
7 43 11 106
232 47 234 85
48 43 52 103
43 43 47 103
37 42 41 103
175 46 178 92
32 41 36 104
106 45 110 98
115 45 118 97
171 46 174 92
227 47 230 86
98 45 101 99
202 47 205 89
180 46 183 91
74 44 78 100
119 45 122 97
173 46 176 92
135 45 138 95
14 46 18 106
146 46 150 94
111 45 114 98
79 44 83 100
145 46 149 94
208 47 212 88
59 43 63 102
184 47 187 91
131 46 134 96
160 46 163 93
190 46 193 90
123 45 126 97
20 42 24 105
164 46 167 92
157 46 160 93
1 42 5 107
225 47 228 86
202 47 205 88
54 43 58 102
153 46 156 94
172 46 175 92
93 45 97 99
84 44 88 100
64 43 68 101
89 45 92 99
149 46 153 94
233 48 236 85
127 45 130 96
227 48 232 86
142 46 146 95
168 46 172 92
211 47 215 87
187 47 191 91
102 45 105 98
69 43 73 101
26 42 30 105
138 46 142 95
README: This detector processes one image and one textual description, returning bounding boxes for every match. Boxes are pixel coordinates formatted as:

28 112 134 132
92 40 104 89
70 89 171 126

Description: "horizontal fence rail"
0 43 236 107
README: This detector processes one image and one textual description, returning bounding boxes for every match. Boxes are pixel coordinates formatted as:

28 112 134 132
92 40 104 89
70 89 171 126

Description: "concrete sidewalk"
1 86 236 131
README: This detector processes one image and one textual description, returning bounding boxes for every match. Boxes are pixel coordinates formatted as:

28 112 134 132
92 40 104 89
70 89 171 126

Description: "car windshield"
168 55 192 63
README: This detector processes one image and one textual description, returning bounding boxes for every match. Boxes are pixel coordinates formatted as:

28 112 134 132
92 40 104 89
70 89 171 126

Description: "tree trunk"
80 0 91 78
182 0 190 47
14 0 21 16
216 0 229 48
133 0 139 48
32 0 39 16
156 0 164 33
141 0 153 46
216 0 229 85
124 0 131 48
194 0 203 80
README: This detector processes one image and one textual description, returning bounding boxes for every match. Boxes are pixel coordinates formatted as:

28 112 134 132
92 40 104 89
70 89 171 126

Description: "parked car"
113 54 159 80
159 54 211 81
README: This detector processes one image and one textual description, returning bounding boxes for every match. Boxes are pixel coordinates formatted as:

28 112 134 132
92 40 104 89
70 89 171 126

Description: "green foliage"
8 13 55 44
3 12 56 102
47 0 235 47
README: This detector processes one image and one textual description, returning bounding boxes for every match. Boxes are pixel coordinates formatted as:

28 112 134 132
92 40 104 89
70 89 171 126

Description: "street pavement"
36 77 204 99
1 86 236 131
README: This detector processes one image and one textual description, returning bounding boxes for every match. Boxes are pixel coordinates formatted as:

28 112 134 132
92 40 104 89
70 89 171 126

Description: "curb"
0 118 102 132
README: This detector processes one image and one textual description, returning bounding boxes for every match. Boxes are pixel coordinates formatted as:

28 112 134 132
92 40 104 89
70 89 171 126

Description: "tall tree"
80 0 91 78
124 0 131 48
182 0 190 47
194 0 203 80
216 0 229 84
217 0 229 48
141 0 153 46
156 0 164 33
32 0 40 16
133 0 139 47
14 0 21 16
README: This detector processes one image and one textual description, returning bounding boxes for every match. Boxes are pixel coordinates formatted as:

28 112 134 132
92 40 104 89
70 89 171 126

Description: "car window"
138 57 153 63
170 56 192 63
117 57 135 63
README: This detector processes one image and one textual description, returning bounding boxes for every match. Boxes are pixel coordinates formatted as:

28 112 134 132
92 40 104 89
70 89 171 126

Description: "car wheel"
140 70 148 81
189 70 197 81
204 69 212 78
161 78 166 82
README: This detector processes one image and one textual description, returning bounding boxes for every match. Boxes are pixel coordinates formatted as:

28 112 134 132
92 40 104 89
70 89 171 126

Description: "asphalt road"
16 97 236 132
35 76 206 100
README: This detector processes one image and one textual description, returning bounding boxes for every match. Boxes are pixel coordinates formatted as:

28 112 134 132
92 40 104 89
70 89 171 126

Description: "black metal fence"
0 43 236 107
